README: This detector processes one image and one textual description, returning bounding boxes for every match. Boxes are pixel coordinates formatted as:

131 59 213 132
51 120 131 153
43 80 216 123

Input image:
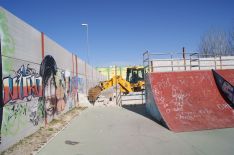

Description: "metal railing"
143 51 234 73
120 90 145 105
116 86 122 106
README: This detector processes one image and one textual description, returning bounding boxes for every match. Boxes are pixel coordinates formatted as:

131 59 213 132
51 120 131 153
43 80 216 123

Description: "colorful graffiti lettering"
3 64 42 105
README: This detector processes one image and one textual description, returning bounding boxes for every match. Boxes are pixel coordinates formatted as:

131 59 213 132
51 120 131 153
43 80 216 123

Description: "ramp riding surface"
146 69 234 132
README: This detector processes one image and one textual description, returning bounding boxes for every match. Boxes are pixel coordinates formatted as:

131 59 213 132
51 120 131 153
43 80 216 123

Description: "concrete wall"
0 7 105 151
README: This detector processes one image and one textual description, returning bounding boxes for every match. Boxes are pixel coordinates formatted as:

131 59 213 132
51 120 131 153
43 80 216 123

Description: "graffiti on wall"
0 55 76 139
0 64 44 138
78 77 85 93
0 58 77 136
40 55 57 120
39 55 78 122
3 64 42 105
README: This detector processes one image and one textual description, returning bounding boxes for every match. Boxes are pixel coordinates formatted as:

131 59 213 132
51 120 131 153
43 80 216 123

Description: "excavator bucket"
88 86 102 103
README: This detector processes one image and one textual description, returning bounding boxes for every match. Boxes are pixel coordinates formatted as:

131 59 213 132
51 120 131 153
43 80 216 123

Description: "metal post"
92 66 93 87
41 32 45 59
189 55 191 70
220 56 222 69
81 24 90 96
182 47 186 70
147 51 150 73
171 54 173 71
81 24 90 65
142 90 144 104
120 90 122 106
150 61 153 72
85 62 88 95
214 55 217 70
198 54 200 70
115 65 117 105
120 66 122 78
107 67 110 80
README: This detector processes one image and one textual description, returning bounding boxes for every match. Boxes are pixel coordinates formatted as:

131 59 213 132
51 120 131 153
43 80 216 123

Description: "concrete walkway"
38 105 234 155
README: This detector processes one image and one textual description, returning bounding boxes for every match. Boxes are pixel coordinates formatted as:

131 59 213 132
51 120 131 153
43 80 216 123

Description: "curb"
32 115 76 155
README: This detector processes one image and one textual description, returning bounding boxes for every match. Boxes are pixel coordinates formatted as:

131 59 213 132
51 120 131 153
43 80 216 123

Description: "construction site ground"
36 105 234 155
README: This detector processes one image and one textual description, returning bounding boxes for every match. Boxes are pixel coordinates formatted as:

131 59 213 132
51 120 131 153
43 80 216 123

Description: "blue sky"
0 0 234 67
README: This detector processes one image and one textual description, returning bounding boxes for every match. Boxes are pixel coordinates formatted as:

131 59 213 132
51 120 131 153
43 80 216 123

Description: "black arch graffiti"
39 55 57 123
212 69 234 108
40 55 57 86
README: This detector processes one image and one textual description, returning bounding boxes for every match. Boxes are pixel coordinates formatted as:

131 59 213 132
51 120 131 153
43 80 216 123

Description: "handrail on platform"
143 51 234 73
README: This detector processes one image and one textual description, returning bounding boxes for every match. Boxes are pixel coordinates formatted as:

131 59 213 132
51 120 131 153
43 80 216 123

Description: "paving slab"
37 105 234 155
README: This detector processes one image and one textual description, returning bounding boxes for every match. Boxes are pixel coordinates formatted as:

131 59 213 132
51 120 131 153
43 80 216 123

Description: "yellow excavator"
88 66 145 103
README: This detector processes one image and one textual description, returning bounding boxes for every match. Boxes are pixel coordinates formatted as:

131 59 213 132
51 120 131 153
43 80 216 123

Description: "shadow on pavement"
65 140 80 145
122 104 169 129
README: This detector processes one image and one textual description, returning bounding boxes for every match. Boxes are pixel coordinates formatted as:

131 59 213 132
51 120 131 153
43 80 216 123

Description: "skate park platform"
145 69 234 132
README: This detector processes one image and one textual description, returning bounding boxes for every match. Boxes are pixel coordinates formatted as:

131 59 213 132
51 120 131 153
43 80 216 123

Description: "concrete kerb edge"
32 121 71 155
32 112 79 155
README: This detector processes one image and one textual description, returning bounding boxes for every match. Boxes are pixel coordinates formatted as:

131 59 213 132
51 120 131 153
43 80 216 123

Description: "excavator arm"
101 75 133 93
88 75 133 103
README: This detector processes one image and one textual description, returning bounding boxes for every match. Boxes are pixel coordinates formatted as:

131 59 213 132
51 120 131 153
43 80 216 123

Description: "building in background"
96 66 128 80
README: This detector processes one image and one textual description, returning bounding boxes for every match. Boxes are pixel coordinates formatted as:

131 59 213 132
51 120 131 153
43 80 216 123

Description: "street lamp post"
81 23 89 64
81 23 90 95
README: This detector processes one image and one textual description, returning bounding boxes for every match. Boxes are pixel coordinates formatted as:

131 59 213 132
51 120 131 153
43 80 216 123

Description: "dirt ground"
1 106 87 155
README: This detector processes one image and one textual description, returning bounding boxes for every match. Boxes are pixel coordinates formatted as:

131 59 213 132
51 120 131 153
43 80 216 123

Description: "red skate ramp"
145 69 234 132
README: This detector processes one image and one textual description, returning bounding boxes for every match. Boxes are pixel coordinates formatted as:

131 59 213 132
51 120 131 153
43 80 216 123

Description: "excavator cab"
126 67 145 91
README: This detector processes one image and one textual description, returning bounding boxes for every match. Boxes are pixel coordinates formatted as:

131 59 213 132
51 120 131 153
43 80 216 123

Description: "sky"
0 0 234 67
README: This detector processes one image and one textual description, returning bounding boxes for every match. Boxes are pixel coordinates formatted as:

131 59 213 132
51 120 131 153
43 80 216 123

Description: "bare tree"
228 26 234 54
199 29 231 57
